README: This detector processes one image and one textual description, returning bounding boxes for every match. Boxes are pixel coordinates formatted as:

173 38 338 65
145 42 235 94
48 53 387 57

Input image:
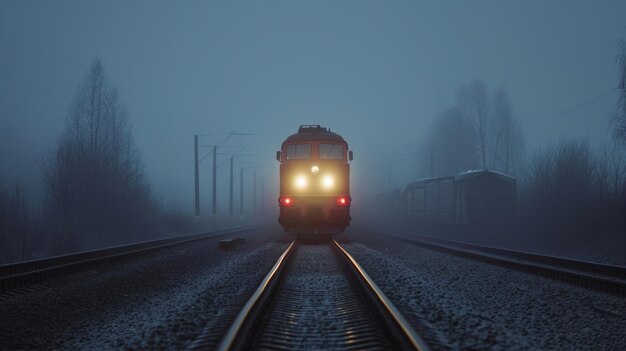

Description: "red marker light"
279 196 294 206
336 196 351 206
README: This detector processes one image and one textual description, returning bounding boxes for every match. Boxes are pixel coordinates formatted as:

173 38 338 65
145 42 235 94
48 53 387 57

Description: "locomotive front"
276 125 352 234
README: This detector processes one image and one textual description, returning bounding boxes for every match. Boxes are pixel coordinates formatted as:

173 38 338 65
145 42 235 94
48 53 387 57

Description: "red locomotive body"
276 125 352 234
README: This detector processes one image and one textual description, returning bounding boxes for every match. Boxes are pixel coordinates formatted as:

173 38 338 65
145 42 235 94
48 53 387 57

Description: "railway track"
193 239 431 351
380 229 626 296
0 226 254 292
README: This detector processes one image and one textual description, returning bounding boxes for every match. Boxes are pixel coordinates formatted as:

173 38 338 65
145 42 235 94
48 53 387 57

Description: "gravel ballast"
0 228 289 350
341 231 626 350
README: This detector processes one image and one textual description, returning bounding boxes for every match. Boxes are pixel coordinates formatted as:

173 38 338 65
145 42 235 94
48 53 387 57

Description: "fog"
1 1 625 245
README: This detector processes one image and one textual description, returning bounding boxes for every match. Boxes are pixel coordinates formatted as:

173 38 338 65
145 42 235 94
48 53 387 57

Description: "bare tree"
425 107 478 177
457 80 492 169
521 140 626 260
0 180 30 263
521 140 595 242
455 80 524 175
491 88 525 176
612 40 626 142
43 59 155 253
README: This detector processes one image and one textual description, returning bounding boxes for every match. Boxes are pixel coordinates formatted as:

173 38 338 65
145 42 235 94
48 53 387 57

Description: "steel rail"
211 240 296 351
381 230 626 296
413 234 626 278
0 226 255 291
332 239 430 351
213 239 430 351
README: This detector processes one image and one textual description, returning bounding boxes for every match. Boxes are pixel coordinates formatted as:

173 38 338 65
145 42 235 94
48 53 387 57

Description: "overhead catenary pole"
228 153 255 218
212 145 217 217
229 155 234 216
192 131 252 219
240 167 244 216
387 159 392 191
429 147 434 177
194 135 200 218
253 171 257 216
260 176 264 217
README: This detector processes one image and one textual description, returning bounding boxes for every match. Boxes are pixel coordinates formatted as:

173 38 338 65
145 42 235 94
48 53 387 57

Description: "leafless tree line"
0 182 32 262
518 41 626 261
419 73 626 262
611 39 626 143
520 140 626 261
0 59 195 263
422 80 525 178
41 59 159 253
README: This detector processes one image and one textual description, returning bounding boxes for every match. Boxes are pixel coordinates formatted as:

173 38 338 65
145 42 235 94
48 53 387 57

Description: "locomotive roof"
283 125 347 143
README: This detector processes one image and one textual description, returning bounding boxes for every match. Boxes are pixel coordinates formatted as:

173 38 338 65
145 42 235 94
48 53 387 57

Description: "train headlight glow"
310 165 319 174
294 175 308 189
321 175 334 189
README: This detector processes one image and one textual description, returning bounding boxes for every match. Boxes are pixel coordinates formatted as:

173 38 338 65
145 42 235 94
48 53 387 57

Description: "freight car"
377 170 516 236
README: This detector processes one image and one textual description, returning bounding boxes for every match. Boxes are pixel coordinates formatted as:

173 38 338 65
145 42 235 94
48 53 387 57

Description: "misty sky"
1 1 625 214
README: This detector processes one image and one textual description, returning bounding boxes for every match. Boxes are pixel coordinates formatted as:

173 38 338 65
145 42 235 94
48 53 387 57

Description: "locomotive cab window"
319 143 344 159
286 143 312 160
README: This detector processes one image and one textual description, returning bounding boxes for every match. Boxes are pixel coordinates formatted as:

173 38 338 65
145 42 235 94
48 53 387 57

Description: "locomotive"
276 125 353 234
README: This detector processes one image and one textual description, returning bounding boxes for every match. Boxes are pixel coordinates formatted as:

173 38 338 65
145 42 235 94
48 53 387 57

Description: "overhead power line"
525 86 618 125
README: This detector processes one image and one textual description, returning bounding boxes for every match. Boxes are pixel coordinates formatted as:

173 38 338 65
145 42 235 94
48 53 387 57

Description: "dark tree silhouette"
43 59 156 253
425 80 525 177
425 107 478 177
491 88 525 175
457 80 491 169
612 40 626 142
0 181 30 262
520 140 626 261
456 80 525 174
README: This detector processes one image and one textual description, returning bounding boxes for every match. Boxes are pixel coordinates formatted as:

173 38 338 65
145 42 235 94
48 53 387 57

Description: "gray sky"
1 1 625 213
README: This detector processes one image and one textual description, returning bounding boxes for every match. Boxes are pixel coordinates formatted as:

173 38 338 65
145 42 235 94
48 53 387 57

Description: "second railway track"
197 239 431 351
379 229 626 296
0 226 254 292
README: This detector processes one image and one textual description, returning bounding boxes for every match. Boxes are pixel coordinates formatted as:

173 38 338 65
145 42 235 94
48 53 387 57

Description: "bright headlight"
310 165 319 174
294 175 308 189
321 175 334 189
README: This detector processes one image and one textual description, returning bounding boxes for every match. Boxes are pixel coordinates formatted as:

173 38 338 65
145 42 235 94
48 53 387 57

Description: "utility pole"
251 168 271 219
260 176 264 217
212 145 217 217
227 153 256 218
192 131 252 220
253 171 257 216
387 159 392 191
229 155 234 216
429 147 434 177
239 167 244 217
194 135 200 218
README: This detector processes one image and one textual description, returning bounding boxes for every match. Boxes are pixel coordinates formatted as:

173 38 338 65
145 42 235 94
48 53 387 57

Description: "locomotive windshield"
319 143 344 159
286 143 311 160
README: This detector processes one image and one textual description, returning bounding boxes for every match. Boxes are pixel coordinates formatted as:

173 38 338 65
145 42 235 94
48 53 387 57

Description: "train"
371 170 516 238
276 125 353 234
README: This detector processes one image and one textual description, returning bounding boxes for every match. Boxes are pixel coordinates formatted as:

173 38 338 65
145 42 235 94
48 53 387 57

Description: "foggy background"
1 1 626 263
